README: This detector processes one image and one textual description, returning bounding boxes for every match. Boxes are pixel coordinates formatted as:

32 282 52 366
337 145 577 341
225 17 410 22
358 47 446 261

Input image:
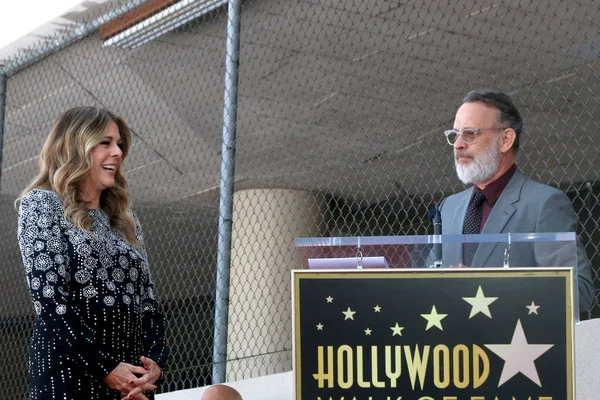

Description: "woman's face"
79 121 123 203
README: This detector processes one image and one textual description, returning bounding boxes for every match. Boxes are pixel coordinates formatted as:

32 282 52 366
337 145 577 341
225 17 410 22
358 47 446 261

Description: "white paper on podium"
307 256 389 269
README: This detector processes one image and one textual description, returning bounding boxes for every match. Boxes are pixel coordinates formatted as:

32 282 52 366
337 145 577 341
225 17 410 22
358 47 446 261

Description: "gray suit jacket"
439 168 594 311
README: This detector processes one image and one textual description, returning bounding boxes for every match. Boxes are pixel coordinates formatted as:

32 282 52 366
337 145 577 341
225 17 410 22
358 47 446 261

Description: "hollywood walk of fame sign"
292 268 575 400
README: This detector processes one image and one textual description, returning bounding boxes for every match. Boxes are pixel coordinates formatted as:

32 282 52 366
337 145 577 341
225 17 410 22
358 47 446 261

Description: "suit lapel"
454 189 472 234
441 188 472 265
473 169 527 267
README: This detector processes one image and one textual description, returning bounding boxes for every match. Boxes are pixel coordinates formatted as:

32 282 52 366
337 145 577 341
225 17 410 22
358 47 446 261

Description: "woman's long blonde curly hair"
18 106 137 244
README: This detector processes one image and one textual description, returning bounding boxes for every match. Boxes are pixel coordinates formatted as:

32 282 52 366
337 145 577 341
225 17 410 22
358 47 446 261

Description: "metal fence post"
213 0 242 384
0 72 7 191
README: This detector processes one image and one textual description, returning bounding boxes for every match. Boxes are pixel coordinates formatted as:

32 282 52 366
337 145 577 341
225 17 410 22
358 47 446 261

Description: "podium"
292 233 581 400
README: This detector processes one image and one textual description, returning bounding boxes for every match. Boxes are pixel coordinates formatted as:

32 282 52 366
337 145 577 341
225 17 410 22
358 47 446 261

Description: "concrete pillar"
226 189 328 380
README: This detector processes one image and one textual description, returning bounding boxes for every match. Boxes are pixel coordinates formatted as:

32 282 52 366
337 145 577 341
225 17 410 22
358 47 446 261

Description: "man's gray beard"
455 136 501 185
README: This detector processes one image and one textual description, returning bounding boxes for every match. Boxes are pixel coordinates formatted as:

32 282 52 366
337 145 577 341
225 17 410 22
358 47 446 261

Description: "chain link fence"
0 0 598 397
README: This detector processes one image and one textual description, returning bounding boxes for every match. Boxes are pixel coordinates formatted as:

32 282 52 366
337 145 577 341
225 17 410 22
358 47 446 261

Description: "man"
201 384 243 400
438 89 594 311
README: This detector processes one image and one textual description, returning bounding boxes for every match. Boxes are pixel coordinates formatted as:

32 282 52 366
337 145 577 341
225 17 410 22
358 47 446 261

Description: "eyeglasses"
443 127 506 145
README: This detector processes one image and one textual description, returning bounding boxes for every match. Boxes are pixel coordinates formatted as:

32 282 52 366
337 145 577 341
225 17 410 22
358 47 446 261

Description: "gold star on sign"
463 285 498 319
526 301 540 315
421 305 448 331
390 323 404 336
374 305 381 312
326 296 333 303
364 328 372 335
316 323 324 330
342 307 356 320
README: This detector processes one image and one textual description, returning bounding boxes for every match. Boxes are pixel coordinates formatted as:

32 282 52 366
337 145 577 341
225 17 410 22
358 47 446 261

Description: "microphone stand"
430 204 443 268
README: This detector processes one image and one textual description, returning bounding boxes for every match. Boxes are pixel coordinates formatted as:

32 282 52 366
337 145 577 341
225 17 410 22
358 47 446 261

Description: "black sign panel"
293 268 574 400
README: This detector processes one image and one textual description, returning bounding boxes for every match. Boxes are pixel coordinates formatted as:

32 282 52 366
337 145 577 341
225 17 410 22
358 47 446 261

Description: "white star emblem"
485 319 554 386
364 328 372 335
421 305 447 331
326 296 333 303
316 323 324 331
373 305 381 312
390 323 404 336
462 285 498 318
526 301 540 315
342 307 356 320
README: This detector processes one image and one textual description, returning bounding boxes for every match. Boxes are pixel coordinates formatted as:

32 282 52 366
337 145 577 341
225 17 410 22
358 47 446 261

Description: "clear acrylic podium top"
295 232 580 316
294 232 578 270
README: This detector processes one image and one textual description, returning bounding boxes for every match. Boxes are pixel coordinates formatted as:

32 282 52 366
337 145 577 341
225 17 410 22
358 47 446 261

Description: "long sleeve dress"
17 189 168 400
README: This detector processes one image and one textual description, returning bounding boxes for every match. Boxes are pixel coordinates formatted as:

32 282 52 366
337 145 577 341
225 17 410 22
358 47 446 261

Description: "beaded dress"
17 189 168 400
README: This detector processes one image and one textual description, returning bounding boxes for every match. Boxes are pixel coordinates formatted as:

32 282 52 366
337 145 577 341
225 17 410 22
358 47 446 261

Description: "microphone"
432 204 443 268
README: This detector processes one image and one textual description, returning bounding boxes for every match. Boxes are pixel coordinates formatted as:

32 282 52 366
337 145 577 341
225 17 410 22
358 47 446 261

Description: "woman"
17 107 168 400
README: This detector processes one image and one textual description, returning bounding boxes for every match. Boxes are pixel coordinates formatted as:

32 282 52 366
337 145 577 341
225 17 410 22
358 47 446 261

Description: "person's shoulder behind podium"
16 106 169 400
437 89 594 311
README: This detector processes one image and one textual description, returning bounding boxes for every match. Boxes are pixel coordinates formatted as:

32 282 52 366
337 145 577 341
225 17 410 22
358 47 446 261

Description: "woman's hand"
104 359 159 400
124 356 163 400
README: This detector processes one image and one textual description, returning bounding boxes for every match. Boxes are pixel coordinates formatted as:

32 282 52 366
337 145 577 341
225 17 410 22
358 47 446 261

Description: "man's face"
452 101 503 185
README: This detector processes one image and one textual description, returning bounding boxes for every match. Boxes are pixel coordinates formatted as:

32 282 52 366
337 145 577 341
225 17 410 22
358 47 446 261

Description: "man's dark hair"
463 89 523 152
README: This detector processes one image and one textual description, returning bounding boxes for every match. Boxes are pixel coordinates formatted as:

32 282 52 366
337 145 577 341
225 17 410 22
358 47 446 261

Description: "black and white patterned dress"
17 189 168 400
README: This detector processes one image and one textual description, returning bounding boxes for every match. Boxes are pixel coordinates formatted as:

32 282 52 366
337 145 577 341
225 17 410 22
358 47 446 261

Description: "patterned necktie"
462 190 486 266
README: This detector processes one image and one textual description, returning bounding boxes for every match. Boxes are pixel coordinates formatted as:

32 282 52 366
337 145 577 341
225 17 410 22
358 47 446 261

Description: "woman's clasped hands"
104 356 163 400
